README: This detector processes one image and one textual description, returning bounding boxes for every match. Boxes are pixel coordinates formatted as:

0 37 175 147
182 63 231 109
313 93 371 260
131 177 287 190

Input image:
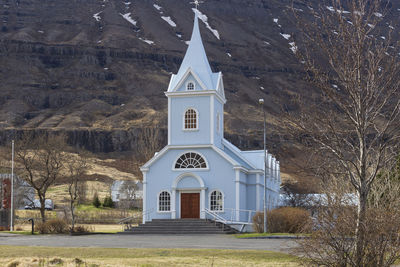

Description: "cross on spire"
190 0 204 9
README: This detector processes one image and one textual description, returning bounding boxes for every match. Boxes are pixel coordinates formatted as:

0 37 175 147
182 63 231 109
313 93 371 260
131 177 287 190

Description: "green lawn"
0 246 301 266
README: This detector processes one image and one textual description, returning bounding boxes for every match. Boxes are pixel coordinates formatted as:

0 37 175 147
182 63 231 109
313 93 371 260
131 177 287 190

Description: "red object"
1 179 11 209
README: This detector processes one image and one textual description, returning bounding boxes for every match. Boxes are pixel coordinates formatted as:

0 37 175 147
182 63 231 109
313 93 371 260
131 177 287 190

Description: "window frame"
186 81 195 91
172 151 209 171
209 190 224 212
157 190 171 213
183 107 199 131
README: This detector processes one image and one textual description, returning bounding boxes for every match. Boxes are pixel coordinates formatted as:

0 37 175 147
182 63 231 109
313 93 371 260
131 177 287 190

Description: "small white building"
111 180 143 202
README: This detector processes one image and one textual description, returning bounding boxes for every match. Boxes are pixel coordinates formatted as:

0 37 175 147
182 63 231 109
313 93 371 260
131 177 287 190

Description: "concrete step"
119 219 238 235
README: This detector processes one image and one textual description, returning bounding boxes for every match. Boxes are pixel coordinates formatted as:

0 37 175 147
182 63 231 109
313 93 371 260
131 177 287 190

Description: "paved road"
0 233 297 253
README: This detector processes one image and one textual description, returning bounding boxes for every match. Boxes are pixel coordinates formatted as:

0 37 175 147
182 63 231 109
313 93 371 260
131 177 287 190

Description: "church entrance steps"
119 219 238 235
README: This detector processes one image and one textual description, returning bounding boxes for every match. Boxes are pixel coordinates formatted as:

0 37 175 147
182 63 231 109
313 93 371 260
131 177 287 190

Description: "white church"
140 11 281 226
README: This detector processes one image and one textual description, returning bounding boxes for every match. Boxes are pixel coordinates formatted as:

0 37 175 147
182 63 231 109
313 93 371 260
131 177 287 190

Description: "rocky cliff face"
0 0 398 168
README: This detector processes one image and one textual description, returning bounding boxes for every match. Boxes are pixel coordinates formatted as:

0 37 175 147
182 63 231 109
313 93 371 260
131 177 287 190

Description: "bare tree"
65 151 88 232
132 126 164 179
287 0 400 265
15 133 67 222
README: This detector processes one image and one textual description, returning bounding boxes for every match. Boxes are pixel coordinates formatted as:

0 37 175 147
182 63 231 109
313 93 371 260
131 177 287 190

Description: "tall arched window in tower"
184 108 198 129
210 190 223 211
158 191 171 212
175 152 207 169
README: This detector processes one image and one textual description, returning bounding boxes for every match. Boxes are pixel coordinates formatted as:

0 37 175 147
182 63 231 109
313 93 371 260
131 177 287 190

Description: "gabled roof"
167 12 222 95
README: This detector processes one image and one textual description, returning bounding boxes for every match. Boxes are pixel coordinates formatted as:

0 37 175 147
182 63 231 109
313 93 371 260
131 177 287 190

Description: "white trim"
157 190 172 213
172 151 209 171
208 189 225 213
216 112 220 135
183 107 199 131
140 145 169 170
170 67 208 92
210 94 214 145
256 173 260 211
186 80 196 91
216 72 226 99
142 144 245 173
165 90 226 104
172 172 206 188
235 169 240 221
171 189 176 219
168 97 171 145
142 172 147 223
222 139 258 169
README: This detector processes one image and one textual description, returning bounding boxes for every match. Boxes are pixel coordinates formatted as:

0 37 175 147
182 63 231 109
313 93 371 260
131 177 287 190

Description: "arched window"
187 82 195 91
184 108 198 129
210 190 223 211
158 191 171 212
175 152 207 169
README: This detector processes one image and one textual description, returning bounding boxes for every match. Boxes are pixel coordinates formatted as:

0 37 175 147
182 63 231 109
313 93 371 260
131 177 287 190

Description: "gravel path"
0 233 297 252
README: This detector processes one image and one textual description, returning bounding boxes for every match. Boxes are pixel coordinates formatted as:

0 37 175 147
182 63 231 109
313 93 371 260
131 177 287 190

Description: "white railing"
204 208 256 225
224 208 257 225
204 208 228 224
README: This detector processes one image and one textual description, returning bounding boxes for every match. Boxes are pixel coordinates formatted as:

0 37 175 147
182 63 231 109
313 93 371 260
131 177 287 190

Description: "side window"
158 191 171 212
216 113 220 134
210 190 223 211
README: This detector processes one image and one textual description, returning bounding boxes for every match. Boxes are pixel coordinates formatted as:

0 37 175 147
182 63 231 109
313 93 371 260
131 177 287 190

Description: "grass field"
0 246 301 267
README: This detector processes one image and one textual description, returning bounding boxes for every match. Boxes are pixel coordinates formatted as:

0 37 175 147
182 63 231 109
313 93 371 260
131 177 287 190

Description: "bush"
102 196 114 208
253 207 311 233
92 192 101 208
72 225 93 233
35 218 69 234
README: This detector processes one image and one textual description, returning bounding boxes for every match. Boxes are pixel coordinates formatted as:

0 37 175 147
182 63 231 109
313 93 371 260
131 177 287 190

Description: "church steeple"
165 10 225 148
167 12 222 95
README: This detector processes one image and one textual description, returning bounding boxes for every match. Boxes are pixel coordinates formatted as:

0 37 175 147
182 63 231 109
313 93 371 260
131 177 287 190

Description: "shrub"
253 207 311 233
72 225 93 233
92 192 101 208
35 218 69 234
102 196 114 208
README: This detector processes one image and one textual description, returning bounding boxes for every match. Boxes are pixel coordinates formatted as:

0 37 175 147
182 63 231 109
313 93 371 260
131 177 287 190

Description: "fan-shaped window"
184 108 198 129
210 190 223 211
158 191 171 212
187 82 195 91
175 152 207 169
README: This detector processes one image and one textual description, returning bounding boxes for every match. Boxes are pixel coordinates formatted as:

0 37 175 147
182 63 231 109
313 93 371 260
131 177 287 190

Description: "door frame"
178 190 201 219
180 192 201 218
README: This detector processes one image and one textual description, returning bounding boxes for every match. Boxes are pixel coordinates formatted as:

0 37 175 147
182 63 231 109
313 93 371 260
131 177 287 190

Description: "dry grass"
0 246 300 266
13 224 126 233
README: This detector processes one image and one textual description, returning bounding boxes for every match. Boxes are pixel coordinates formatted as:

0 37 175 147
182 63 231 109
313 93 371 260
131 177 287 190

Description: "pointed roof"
167 12 219 92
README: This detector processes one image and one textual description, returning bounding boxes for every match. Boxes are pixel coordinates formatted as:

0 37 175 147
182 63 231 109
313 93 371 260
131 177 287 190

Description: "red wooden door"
181 193 200 218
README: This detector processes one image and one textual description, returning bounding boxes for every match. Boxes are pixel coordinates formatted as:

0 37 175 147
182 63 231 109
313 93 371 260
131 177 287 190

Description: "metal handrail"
223 208 257 224
118 209 154 230
204 208 228 224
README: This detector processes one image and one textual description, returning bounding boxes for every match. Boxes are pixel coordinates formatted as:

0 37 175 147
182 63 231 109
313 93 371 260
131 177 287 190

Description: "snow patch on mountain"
93 11 102 22
161 16 176 27
153 4 162 10
192 8 220 40
280 33 291 40
139 38 154 45
120 13 137 27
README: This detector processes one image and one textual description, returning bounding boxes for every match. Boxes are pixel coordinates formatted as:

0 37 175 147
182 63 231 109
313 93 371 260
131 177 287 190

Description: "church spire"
167 11 215 91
